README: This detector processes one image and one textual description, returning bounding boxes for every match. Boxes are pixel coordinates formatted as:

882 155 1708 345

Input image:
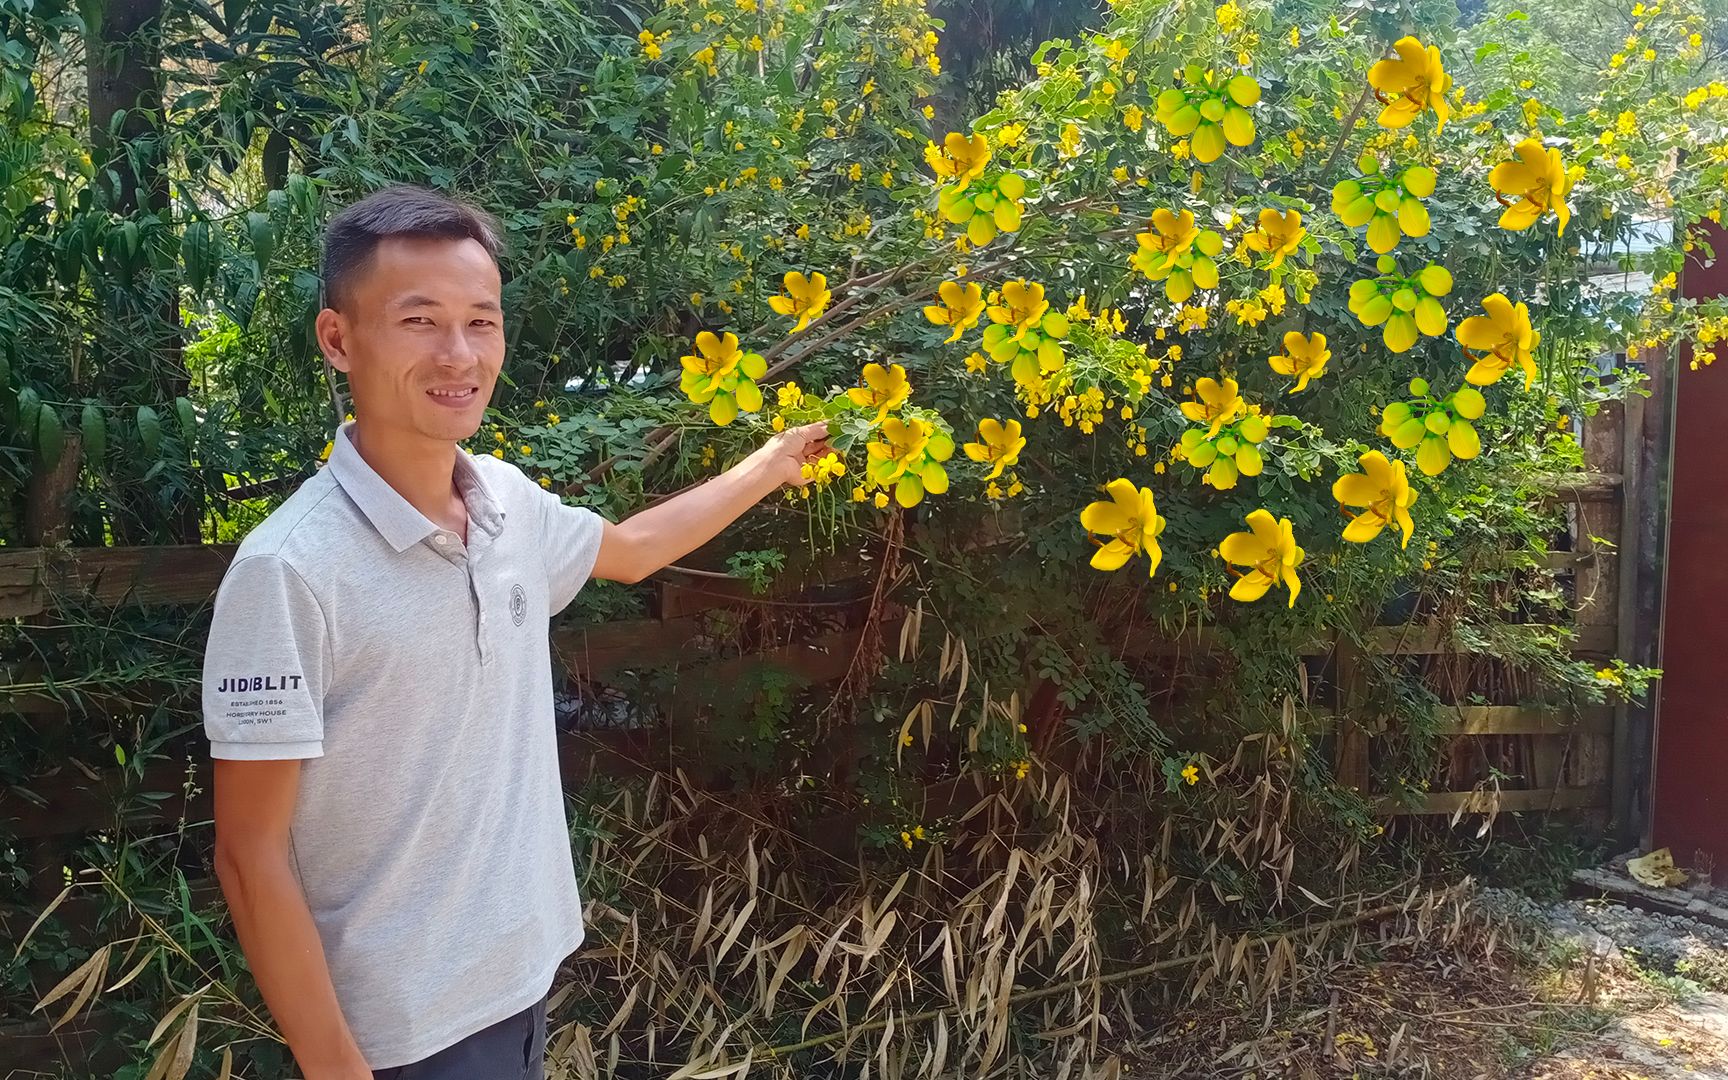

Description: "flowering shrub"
6 0 1722 869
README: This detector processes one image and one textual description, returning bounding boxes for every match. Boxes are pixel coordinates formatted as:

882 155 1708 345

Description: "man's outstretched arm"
590 421 830 584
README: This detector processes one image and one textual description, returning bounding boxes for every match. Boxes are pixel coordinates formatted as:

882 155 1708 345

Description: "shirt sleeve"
528 483 607 615
202 554 330 760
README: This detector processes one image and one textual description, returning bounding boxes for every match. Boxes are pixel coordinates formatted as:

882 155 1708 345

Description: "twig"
1316 82 1375 188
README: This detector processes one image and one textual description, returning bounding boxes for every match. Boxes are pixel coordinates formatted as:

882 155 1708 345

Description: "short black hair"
320 184 504 310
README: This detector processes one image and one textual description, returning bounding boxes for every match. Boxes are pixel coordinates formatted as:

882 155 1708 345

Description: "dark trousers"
373 996 547 1080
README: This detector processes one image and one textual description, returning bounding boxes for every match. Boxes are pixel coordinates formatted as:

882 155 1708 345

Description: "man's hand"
744 420 833 490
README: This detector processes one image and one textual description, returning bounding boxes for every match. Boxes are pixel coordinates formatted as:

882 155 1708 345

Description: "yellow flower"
986 279 1050 341
923 280 986 342
1368 36 1452 129
520 444 533 455
1179 376 1244 437
1456 293 1541 389
924 131 991 182
319 439 334 462
680 331 767 425
1488 138 1572 234
1332 450 1418 548
866 416 954 506
847 162 863 182
1181 763 1200 785
1268 331 1330 393
537 475 552 488
1131 208 1223 302
846 362 912 419
1218 509 1304 607
1123 103 1144 131
1079 478 1166 577
546 413 560 424
1155 68 1260 162
962 418 1026 480
766 270 831 333
491 448 505 459
873 491 890 509
1242 208 1305 267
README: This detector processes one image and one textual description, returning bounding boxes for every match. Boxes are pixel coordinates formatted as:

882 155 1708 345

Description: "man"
202 185 829 1079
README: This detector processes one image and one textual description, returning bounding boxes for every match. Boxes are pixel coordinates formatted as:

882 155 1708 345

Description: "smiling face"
316 234 505 446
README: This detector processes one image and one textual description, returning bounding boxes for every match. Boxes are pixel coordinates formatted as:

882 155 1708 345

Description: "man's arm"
213 759 371 1080
591 421 830 584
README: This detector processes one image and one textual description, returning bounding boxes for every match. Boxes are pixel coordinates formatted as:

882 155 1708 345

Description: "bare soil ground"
1117 884 1728 1079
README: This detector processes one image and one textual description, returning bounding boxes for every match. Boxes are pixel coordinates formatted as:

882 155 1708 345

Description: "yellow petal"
1081 500 1131 535
1332 473 1381 507
1091 539 1134 571
1229 572 1274 603
1342 513 1387 543
1219 530 1265 566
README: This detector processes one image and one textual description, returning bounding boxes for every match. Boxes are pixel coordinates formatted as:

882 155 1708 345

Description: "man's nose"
433 324 480 365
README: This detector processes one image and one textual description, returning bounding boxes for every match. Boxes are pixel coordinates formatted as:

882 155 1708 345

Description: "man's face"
317 235 504 444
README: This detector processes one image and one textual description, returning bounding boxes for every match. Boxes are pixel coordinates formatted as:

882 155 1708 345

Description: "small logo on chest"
510 583 527 626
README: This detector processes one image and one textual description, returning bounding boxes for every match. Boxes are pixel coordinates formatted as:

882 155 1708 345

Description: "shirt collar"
326 420 505 553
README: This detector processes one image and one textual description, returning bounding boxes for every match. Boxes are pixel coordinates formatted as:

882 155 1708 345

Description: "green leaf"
81 403 106 464
37 405 64 470
247 211 275 274
175 397 196 446
137 405 161 456
17 386 40 436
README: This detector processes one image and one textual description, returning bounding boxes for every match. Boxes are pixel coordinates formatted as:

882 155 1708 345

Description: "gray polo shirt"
201 419 604 1069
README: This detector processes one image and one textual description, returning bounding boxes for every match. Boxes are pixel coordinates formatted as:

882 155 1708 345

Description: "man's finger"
796 421 831 440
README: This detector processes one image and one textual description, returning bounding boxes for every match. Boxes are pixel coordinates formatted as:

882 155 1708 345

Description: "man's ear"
316 308 353 374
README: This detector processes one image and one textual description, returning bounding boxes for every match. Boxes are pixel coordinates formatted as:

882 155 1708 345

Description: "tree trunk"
84 0 200 543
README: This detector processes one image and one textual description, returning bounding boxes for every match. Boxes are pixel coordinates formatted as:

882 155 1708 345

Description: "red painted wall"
1653 219 1728 869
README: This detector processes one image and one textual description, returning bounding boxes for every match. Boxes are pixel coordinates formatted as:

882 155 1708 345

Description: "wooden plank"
0 545 236 618
1429 706 1613 736
1387 784 1608 816
1538 472 1623 500
553 618 707 681
1365 622 1616 655
1613 391 1646 839
0 761 202 839
1574 489 1621 625
1333 638 1370 794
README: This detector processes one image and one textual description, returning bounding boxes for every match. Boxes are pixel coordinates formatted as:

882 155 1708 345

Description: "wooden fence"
0 401 1650 1069
3 400 1643 850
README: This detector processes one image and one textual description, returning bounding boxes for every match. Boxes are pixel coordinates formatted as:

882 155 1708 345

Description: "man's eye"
471 319 497 328
404 316 432 325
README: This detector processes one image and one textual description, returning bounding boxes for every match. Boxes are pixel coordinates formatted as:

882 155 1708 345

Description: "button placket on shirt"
428 529 493 666
467 524 499 665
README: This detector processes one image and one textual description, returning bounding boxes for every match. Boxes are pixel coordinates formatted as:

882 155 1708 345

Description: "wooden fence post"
1612 390 1645 843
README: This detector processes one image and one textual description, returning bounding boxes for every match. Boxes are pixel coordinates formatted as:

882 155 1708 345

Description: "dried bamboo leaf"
34 944 108 1026
215 1047 232 1080
106 945 159 994
688 887 715 959
166 1002 199 1080
13 883 72 958
599 982 639 1038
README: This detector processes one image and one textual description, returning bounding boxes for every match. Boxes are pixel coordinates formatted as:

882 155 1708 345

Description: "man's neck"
349 419 465 534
